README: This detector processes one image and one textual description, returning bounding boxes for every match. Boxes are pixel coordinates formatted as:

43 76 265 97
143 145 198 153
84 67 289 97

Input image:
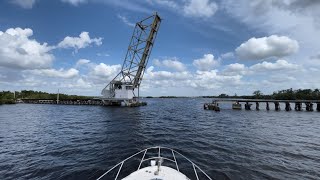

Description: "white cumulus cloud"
91 63 121 77
0 27 54 69
249 59 300 72
222 63 248 76
183 0 218 18
146 70 191 81
236 35 299 60
226 63 246 71
61 0 87 6
222 60 300 76
30 68 79 78
76 59 90 67
75 78 92 88
148 0 178 9
87 63 122 85
193 70 242 89
143 64 243 91
154 58 186 72
221 52 234 59
163 59 186 71
193 54 219 71
57 32 102 52
11 0 36 9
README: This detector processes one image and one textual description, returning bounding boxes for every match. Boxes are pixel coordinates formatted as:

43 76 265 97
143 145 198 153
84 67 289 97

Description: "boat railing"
97 146 212 180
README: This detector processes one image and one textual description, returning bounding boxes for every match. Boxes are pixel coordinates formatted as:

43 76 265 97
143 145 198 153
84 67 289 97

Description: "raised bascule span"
101 13 161 106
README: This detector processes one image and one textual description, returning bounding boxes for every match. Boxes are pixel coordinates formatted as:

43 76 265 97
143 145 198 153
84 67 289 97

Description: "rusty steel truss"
101 13 161 99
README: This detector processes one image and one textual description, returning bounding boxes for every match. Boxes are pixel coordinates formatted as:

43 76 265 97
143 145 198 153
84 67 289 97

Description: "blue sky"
1 0 320 96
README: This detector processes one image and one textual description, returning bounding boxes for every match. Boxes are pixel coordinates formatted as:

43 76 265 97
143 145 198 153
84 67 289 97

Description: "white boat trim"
97 146 212 180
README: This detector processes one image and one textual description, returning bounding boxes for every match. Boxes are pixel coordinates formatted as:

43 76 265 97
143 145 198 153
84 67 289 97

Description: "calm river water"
0 98 319 180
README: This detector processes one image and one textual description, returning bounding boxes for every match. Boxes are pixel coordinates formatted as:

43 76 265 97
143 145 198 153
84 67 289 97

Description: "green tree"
218 93 229 98
253 90 263 99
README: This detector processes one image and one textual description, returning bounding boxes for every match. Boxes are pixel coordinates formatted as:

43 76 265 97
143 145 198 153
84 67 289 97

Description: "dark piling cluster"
22 99 104 106
205 99 320 112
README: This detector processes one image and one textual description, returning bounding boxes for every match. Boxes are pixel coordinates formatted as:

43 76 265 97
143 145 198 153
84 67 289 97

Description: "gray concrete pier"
19 98 147 107
205 98 320 111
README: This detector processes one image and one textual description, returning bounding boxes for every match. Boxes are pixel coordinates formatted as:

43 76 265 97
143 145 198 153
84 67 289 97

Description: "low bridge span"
204 98 320 111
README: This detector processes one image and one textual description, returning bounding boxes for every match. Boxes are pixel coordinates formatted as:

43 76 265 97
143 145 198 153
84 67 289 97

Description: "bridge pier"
266 102 270 111
285 102 292 111
305 102 314 111
274 102 280 111
256 102 259 110
204 99 320 111
245 102 252 110
295 102 302 111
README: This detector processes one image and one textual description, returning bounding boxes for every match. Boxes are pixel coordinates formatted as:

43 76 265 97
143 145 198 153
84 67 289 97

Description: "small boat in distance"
204 101 220 111
232 101 242 110
97 146 212 180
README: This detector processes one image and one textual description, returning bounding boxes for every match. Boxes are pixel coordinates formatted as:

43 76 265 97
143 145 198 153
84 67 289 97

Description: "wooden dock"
19 98 147 107
21 99 104 106
204 98 320 111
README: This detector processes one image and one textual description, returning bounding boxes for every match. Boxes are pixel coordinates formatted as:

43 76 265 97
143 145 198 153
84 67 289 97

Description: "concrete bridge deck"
212 98 320 103
205 98 320 111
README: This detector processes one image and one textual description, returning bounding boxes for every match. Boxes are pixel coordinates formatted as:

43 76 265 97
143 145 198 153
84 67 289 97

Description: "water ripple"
0 98 320 179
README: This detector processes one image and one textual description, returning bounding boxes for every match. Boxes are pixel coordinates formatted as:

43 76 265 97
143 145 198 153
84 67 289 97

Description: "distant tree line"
210 88 320 100
0 90 91 104
271 89 320 100
1 88 320 105
0 91 15 104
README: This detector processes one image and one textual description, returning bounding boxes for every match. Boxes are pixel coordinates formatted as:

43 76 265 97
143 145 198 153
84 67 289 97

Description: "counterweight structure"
101 13 161 105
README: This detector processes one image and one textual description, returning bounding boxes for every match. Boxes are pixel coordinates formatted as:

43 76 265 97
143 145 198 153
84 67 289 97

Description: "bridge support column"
266 102 270 111
306 102 309 111
295 102 302 111
256 102 259 110
285 102 291 111
306 102 314 111
274 102 280 111
245 102 251 110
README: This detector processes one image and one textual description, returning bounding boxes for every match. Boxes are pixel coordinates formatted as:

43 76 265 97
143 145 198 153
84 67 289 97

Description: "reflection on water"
0 98 319 179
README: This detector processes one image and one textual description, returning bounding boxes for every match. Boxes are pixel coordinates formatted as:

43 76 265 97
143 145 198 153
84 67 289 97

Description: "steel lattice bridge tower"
101 13 161 106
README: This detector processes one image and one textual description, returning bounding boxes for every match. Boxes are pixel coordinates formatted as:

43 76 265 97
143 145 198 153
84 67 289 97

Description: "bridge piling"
266 102 270 111
285 102 292 111
245 102 252 110
295 102 302 111
205 99 320 112
256 102 260 110
274 102 280 111
305 102 314 111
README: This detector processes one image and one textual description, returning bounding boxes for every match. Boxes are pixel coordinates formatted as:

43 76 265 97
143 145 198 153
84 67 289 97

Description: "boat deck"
97 146 212 180
122 166 189 180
